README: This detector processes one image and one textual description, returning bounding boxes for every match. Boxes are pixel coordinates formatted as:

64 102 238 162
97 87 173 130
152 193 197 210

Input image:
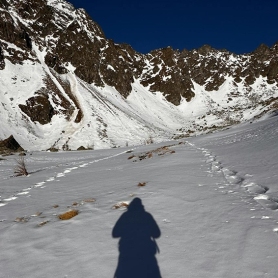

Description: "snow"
107 65 116 71
32 44 73 106
1 35 278 151
1 115 278 277
0 59 45 103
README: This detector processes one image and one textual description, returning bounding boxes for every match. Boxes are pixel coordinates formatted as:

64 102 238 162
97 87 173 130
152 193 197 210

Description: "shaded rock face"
0 135 23 154
0 45 4 69
0 0 278 125
19 94 54 125
141 47 195 104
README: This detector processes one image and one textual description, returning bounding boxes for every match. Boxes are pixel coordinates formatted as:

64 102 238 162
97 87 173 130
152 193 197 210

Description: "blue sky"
69 0 277 54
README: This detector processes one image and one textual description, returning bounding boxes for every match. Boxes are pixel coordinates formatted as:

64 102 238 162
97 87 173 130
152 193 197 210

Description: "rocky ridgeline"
0 0 277 148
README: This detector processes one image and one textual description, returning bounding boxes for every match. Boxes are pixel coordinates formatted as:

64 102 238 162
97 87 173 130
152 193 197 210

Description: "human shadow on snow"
112 197 162 278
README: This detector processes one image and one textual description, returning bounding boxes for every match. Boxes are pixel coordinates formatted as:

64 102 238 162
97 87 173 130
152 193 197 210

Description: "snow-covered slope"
0 115 278 277
0 0 278 151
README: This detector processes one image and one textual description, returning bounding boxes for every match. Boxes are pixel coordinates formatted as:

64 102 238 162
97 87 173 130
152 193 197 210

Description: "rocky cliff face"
0 0 278 150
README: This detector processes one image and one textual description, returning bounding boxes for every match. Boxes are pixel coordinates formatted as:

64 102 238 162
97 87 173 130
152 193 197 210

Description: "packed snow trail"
0 148 134 216
1 135 278 277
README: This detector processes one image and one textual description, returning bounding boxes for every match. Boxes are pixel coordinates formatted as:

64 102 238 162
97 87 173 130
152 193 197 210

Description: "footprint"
222 168 236 176
56 173 65 178
211 161 222 171
4 196 17 201
225 174 243 185
35 182 45 187
206 156 216 163
17 192 29 196
243 182 268 194
254 194 278 210
222 168 243 185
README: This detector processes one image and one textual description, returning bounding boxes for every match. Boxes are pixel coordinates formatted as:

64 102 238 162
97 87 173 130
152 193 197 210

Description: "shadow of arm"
112 214 125 238
149 214 161 238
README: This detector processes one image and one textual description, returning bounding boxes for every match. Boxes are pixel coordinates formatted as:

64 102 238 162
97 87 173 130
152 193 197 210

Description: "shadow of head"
127 197 144 211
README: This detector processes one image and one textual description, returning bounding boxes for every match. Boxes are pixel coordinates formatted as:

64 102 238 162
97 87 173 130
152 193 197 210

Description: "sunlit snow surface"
0 115 278 277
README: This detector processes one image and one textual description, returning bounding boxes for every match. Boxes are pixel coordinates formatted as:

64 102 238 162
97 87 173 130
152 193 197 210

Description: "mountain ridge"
0 0 278 151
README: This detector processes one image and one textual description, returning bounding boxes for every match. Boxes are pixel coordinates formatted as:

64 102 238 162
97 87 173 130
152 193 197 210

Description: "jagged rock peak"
1 0 278 105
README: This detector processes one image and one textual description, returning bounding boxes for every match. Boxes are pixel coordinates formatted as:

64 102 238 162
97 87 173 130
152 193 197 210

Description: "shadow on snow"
112 197 162 278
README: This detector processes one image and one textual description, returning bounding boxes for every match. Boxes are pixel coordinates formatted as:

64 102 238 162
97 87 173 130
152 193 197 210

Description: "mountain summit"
0 0 278 150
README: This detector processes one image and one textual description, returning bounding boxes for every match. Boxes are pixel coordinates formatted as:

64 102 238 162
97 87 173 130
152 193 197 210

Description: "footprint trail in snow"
186 141 278 233
0 149 132 208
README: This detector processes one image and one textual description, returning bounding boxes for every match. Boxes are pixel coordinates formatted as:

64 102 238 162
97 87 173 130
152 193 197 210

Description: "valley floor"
0 116 278 277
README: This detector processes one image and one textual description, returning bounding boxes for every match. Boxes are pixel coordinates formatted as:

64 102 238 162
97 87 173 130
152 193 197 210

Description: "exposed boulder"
0 135 24 155
19 94 54 125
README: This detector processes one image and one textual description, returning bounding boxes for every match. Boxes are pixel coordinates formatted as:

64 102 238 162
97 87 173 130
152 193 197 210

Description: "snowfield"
0 115 278 278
